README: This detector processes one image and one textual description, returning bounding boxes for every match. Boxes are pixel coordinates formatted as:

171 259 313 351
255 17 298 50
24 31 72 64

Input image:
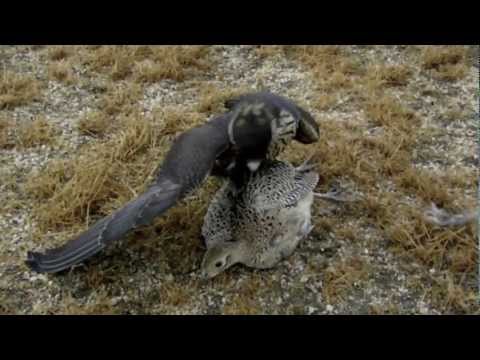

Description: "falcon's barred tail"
25 180 182 273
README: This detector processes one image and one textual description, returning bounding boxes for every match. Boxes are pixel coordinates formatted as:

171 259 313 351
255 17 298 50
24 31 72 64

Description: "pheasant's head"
200 242 244 279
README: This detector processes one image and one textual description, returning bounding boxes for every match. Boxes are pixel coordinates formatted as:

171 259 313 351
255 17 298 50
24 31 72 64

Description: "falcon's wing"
26 182 181 273
26 114 232 274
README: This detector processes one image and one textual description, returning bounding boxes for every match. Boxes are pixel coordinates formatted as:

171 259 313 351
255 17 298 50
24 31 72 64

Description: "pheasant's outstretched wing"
26 114 232 274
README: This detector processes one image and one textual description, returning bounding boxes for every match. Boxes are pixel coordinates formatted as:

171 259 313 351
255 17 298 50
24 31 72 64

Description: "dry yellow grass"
134 60 174 84
47 60 76 85
438 105 471 123
421 46 469 81
309 122 380 187
222 295 262 315
54 290 122 315
76 45 213 82
384 206 476 273
79 46 133 74
254 45 283 59
24 159 73 201
222 276 264 314
157 283 191 308
46 46 73 61
312 217 339 234
15 116 57 149
313 93 337 111
26 113 166 234
99 82 143 116
361 133 412 177
352 191 397 226
0 290 22 314
283 45 364 90
395 167 456 206
152 106 204 136
77 111 112 137
428 273 478 314
363 95 420 133
0 71 42 109
146 46 212 80
322 256 369 303
422 46 468 70
195 83 250 115
367 64 413 87
0 114 14 149
368 303 402 315
334 224 361 242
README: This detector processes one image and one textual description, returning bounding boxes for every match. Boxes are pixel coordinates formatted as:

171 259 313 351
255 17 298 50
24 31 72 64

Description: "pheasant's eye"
215 261 223 268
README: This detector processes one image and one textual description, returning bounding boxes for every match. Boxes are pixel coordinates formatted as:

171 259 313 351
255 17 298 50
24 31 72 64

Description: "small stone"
306 306 317 315
111 297 122 305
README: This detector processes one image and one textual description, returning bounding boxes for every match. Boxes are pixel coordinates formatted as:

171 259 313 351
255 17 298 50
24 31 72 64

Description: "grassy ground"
0 45 478 314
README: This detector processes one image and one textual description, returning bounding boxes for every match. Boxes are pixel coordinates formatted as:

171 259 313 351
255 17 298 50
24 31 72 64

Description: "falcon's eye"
215 261 223 268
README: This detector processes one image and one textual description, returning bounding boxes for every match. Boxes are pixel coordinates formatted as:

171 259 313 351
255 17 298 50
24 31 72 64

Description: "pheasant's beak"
199 270 216 281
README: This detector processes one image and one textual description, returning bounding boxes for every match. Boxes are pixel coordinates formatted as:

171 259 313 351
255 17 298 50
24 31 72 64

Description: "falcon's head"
226 92 320 170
